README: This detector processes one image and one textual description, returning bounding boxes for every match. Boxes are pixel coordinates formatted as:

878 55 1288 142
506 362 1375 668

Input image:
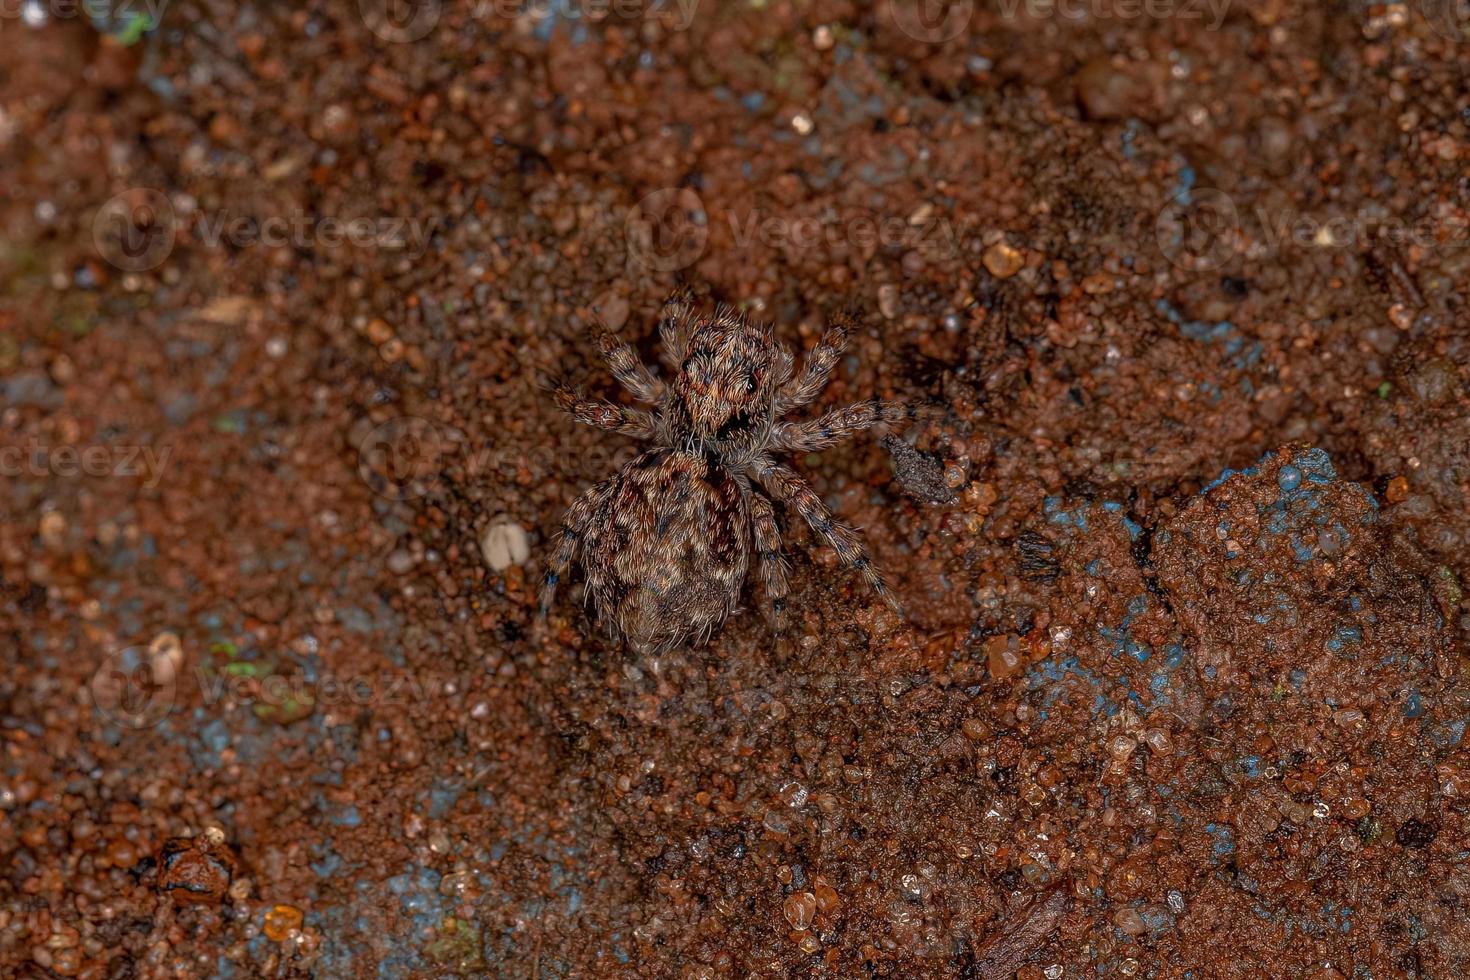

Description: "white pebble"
480 519 529 571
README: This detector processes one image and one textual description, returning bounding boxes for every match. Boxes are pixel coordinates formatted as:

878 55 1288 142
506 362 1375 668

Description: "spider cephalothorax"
669 314 786 446
541 293 923 653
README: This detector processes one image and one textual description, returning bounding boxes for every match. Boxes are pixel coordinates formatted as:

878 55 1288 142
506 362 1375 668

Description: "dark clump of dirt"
2 1 1469 977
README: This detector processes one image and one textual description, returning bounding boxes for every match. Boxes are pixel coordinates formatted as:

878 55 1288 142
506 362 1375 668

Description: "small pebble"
877 284 900 319
778 781 809 808
986 635 1023 680
762 809 792 835
148 630 185 680
1113 907 1147 935
156 834 239 904
594 291 630 331
1107 735 1137 762
480 520 530 571
983 241 1024 279
1396 817 1438 849
39 511 67 550
882 436 955 504
1075 57 1137 121
783 891 817 930
48 353 76 385
813 880 840 913
365 318 395 345
263 904 304 941
1142 729 1173 755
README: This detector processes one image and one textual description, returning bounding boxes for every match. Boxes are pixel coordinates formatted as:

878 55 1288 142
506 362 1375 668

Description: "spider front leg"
745 487 789 622
749 457 900 613
540 479 614 617
551 381 658 438
656 289 697 369
774 316 850 415
593 327 663 404
773 398 922 453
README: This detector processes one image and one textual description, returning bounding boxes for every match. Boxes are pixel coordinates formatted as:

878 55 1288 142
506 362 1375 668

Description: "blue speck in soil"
1428 719 1466 748
427 779 462 820
1206 823 1236 857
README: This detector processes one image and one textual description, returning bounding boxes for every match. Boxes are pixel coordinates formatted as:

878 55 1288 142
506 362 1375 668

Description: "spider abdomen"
580 449 750 653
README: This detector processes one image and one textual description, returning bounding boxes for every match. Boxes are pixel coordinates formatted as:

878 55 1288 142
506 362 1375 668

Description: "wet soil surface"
3 1 1470 977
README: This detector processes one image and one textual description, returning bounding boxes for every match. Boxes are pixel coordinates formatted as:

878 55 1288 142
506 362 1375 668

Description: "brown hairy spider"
541 292 924 654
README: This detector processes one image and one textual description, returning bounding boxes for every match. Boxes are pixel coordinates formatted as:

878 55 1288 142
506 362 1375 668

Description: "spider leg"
773 398 922 453
540 479 613 617
749 456 900 613
774 315 850 414
656 289 697 369
551 382 658 438
594 327 664 404
745 485 790 622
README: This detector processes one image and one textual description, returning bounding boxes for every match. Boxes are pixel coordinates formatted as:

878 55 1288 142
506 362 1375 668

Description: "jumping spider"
541 293 925 653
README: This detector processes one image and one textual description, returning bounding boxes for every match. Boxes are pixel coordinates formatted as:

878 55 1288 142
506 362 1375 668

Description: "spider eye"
744 371 759 393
